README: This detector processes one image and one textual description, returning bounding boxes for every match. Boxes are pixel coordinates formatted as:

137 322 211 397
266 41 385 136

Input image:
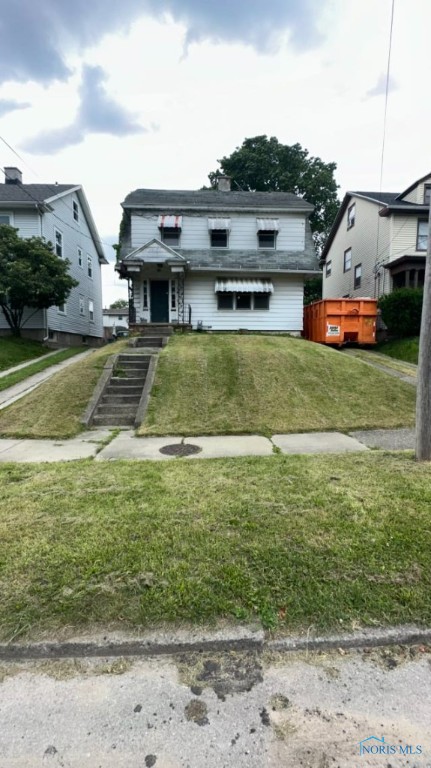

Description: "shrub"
378 288 423 337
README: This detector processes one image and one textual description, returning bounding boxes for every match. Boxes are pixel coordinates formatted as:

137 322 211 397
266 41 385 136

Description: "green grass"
139 334 416 436
0 341 128 439
0 452 430 640
0 337 49 372
0 347 84 392
377 337 419 365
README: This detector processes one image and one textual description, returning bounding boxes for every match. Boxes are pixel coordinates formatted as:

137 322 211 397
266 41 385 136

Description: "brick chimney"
4 167 22 184
217 175 231 192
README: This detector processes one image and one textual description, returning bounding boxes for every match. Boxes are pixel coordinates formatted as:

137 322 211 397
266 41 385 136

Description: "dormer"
396 172 431 205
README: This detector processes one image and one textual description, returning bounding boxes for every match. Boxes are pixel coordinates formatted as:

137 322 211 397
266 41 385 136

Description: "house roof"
103 308 128 315
396 171 431 200
0 184 75 204
122 188 314 213
320 189 428 263
175 247 319 273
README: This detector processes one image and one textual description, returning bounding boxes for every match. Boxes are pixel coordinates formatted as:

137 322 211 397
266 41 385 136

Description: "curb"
1 624 430 662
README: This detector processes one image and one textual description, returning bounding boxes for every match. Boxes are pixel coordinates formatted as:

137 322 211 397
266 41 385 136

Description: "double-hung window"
78 247 83 268
73 201 79 222
343 248 352 272
158 215 182 246
325 260 332 277
354 264 362 289
347 203 356 229
88 300 94 321
424 185 431 205
417 220 428 251
87 255 93 278
55 229 63 258
256 218 279 249
0 214 11 226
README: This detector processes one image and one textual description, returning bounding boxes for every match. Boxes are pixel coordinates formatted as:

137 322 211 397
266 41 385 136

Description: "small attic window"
424 185 431 205
73 200 79 222
347 203 356 229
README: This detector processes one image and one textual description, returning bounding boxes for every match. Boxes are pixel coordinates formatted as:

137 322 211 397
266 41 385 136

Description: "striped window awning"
256 218 279 231
215 279 274 294
208 218 231 230
158 215 183 228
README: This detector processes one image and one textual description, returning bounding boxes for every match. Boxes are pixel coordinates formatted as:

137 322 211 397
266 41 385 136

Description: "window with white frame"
55 229 63 258
160 228 181 246
417 220 428 251
0 214 11 225
354 263 362 289
78 247 83 268
326 260 332 277
143 280 149 309
347 203 356 229
424 185 431 205
73 201 79 222
217 293 270 311
58 302 66 314
343 248 352 272
211 230 228 247
258 231 276 248
88 299 94 321
87 254 93 278
79 295 85 315
170 280 177 311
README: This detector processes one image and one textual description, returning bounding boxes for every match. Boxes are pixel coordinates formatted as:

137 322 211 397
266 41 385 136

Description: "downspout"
39 210 50 342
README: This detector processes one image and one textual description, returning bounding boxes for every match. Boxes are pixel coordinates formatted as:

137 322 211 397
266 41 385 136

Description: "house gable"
397 172 431 204
124 238 186 264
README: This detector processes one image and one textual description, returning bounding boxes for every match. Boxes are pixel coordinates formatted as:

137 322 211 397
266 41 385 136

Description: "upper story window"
0 214 11 226
78 247 83 268
87 254 93 278
158 215 182 247
73 201 79 222
55 229 63 258
417 220 428 251
343 248 352 272
354 263 362 289
347 203 356 229
325 260 332 277
424 185 431 205
257 218 279 249
79 295 85 316
208 218 230 248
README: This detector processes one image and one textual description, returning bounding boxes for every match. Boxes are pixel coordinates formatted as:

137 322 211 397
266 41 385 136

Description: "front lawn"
139 334 416 436
0 341 128 439
0 337 49 372
0 347 84 393
0 453 430 641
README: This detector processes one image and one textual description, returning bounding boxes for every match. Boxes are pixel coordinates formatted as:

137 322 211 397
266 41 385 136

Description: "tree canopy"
109 298 128 309
0 225 78 336
208 135 339 251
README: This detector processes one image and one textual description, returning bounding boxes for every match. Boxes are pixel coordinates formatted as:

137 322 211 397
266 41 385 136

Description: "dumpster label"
327 324 340 336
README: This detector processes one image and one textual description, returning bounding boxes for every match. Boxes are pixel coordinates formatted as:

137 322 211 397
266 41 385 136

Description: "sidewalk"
0 427 416 463
0 349 94 410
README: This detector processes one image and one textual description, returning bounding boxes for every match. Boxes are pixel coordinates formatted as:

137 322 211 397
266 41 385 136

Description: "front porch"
385 254 426 290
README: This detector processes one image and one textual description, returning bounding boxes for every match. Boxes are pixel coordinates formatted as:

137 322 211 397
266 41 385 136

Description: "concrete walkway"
0 349 94 411
343 348 417 386
0 347 66 379
0 427 417 463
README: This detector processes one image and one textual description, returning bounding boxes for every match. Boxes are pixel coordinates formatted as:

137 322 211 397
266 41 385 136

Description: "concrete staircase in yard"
92 353 151 427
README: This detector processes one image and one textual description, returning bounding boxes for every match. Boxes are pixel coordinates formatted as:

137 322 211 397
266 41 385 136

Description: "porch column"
413 269 419 289
404 270 410 288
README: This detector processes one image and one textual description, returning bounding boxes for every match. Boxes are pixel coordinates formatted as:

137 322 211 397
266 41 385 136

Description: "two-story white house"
0 167 107 345
321 172 430 300
116 177 318 332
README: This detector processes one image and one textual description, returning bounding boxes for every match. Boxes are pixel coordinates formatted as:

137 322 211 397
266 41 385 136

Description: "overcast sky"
0 0 429 305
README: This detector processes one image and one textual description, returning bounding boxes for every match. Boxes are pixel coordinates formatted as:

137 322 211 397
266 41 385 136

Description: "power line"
379 0 396 193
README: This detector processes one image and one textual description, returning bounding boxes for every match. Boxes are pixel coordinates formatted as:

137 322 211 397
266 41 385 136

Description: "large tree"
109 298 128 309
0 225 78 336
208 135 339 251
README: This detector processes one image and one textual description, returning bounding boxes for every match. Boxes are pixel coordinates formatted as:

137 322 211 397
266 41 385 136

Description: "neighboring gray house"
0 167 107 345
116 176 318 332
321 172 430 300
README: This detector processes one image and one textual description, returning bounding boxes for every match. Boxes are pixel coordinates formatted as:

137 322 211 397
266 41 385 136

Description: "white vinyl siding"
131 213 306 252
402 176 431 204
183 273 303 331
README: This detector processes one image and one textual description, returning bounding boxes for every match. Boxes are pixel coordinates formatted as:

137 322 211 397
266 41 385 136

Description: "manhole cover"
159 443 202 457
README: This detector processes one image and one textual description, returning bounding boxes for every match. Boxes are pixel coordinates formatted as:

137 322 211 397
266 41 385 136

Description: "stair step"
111 376 146 384
118 355 152 362
102 394 141 404
96 404 137 416
106 384 143 395
92 415 135 426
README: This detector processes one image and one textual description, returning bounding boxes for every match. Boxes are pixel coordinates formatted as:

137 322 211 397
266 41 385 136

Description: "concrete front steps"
92 353 150 427
134 336 165 348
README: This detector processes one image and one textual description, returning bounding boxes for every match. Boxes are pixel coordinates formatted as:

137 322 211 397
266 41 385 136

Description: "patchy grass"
344 348 417 379
139 334 416 436
0 341 128 439
377 337 419 365
0 337 49 372
0 452 430 640
0 347 84 392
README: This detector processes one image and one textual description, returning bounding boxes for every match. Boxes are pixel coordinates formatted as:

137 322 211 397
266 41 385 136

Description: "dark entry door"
150 280 169 322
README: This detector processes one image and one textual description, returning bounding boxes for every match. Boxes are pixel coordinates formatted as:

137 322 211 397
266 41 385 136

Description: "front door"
150 280 169 322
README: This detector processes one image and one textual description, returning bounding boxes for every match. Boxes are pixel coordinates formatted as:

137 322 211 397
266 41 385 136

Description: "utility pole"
415 207 431 461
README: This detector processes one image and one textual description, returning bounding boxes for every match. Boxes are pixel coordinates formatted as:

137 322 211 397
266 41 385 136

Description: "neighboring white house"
102 307 129 338
321 172 430 300
116 177 319 332
0 167 107 345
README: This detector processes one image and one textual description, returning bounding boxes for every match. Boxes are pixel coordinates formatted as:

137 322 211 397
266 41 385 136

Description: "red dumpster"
303 299 377 345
